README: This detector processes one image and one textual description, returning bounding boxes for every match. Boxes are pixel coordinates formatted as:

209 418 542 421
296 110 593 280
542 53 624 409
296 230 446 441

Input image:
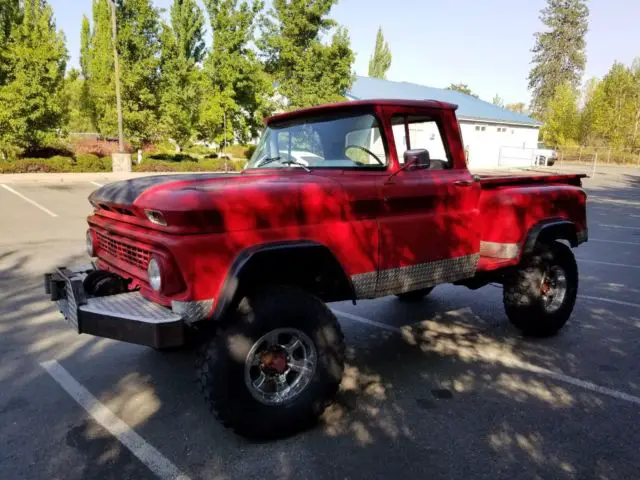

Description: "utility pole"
109 0 125 153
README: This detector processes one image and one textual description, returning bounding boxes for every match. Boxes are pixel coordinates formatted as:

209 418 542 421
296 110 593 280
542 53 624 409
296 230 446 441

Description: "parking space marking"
588 238 640 246
579 295 640 310
577 258 640 269
0 184 58 217
333 309 640 407
90 181 104 187
597 224 640 230
41 360 191 480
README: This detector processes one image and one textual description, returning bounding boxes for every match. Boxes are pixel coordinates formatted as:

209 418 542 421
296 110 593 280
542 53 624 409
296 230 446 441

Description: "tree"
0 0 20 85
159 0 206 149
591 62 635 149
492 94 504 107
199 0 271 145
64 68 94 132
368 26 391 79
528 0 589 118
505 102 528 114
86 0 115 136
260 0 355 110
446 83 479 98
116 0 162 146
0 0 68 157
578 77 601 145
540 82 579 146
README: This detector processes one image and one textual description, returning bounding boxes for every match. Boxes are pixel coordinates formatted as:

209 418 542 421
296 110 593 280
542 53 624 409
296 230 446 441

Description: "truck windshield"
246 113 388 169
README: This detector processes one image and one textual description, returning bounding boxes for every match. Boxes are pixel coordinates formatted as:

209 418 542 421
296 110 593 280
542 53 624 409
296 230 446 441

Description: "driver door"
376 113 481 296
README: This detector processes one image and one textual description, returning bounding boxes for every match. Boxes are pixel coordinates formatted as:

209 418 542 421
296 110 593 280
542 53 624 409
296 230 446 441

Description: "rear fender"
522 219 580 256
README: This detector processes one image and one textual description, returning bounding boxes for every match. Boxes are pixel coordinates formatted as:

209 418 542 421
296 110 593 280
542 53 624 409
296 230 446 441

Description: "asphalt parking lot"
1 167 639 480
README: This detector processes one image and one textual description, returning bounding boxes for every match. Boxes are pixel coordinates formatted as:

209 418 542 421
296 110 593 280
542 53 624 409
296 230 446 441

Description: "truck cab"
45 99 587 439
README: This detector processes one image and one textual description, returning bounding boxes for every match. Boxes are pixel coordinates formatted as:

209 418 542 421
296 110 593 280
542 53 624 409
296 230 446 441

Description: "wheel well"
211 243 355 321
523 220 578 255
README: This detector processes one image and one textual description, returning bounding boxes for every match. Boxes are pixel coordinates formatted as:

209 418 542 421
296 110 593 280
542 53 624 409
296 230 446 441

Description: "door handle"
454 180 474 187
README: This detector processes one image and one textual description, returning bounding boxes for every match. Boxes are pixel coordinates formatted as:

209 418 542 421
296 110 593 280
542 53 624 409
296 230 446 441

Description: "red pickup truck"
45 99 587 439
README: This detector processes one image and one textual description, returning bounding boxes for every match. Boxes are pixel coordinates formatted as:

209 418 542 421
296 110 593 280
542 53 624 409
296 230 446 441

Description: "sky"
49 0 640 104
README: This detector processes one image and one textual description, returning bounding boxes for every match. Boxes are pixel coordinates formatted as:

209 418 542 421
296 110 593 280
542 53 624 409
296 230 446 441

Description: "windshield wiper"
257 156 281 167
280 159 310 172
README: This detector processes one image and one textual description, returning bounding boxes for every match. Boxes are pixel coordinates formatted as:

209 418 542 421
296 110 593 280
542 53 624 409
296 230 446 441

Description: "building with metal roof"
347 76 543 168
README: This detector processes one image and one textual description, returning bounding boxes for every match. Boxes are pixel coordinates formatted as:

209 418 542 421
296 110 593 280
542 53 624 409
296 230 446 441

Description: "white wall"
461 122 540 169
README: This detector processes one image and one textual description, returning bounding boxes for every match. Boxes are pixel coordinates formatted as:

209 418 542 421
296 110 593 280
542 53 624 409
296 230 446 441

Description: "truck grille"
96 231 152 271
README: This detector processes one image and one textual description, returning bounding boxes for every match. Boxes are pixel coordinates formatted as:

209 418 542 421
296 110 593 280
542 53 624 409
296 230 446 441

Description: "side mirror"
404 149 430 169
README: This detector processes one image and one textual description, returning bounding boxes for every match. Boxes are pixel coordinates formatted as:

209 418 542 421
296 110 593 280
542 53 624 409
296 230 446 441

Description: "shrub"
146 153 199 162
184 144 215 156
244 144 257 159
75 154 111 172
71 137 133 157
224 144 250 159
134 158 245 173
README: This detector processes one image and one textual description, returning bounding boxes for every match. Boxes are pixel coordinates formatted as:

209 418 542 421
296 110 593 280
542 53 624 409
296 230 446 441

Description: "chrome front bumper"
44 266 185 348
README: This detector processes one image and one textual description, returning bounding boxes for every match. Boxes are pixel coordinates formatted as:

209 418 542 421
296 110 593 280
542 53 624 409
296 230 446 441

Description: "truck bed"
474 170 587 188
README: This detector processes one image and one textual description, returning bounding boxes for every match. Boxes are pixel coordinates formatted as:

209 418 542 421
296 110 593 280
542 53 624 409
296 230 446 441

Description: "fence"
498 146 537 168
558 147 640 167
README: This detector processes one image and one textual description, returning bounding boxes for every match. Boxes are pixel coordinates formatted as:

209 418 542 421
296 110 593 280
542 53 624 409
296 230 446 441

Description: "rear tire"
196 285 345 439
503 241 578 337
396 287 434 302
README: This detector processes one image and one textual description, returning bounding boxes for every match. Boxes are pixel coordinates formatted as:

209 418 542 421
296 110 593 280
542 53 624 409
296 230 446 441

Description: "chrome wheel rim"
244 328 317 406
541 265 567 313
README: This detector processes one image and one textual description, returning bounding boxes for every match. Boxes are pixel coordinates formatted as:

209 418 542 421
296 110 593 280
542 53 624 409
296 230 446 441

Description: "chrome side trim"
350 271 378 299
351 254 480 299
480 241 520 259
171 298 215 324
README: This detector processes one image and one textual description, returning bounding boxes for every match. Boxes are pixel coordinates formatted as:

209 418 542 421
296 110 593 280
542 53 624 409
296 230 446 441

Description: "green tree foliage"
0 0 20 85
116 0 162 146
368 26 391 79
200 0 271 145
64 68 94 132
505 102 528 114
446 83 479 98
260 0 355 110
84 0 161 146
528 0 589 118
540 82 579 146
85 0 114 135
589 62 637 149
492 94 504 107
159 0 206 149
0 0 68 156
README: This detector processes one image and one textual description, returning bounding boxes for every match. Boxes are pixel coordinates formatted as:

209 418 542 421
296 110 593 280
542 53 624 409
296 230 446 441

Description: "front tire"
196 285 345 439
503 241 578 337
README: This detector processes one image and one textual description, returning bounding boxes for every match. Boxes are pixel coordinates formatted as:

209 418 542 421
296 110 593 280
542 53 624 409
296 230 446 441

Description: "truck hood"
89 171 369 234
89 173 240 206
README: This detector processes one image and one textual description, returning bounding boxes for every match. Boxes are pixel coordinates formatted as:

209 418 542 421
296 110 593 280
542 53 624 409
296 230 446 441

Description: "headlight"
148 258 162 292
86 230 94 257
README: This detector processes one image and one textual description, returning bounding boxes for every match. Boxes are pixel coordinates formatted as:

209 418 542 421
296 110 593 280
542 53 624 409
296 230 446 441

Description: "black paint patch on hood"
88 173 240 205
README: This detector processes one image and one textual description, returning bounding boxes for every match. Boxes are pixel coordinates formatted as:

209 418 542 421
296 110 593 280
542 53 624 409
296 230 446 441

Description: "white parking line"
579 295 640 309
597 224 640 230
588 238 640 246
41 360 191 480
0 184 58 217
578 258 640 269
90 181 104 187
333 309 640 407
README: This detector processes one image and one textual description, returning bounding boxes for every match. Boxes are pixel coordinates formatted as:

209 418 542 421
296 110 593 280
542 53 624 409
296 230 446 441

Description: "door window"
392 115 451 167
